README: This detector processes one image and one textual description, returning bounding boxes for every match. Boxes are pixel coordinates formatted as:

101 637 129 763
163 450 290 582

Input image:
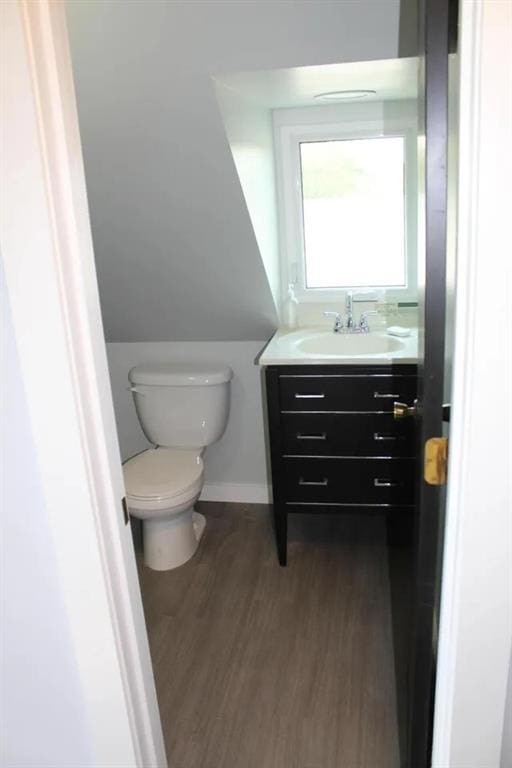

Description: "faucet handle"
359 310 378 331
323 311 343 332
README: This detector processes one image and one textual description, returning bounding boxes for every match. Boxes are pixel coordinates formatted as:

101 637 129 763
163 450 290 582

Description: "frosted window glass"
300 137 406 289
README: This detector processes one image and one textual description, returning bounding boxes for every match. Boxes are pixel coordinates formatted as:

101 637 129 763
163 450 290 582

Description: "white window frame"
273 105 418 305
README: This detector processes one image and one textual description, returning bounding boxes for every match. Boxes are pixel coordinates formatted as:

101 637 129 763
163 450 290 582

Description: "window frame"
273 106 418 305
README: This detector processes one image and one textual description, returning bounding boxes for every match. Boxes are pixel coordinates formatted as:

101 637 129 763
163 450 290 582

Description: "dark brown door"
405 0 458 764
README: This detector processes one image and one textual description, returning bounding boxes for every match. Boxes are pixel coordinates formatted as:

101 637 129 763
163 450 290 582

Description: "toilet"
123 362 232 571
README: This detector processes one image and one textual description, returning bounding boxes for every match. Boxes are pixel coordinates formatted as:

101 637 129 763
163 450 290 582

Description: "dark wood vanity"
265 364 418 565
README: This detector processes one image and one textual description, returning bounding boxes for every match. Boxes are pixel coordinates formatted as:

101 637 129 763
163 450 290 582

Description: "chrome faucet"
347 292 379 333
323 311 343 333
346 291 355 329
324 293 379 334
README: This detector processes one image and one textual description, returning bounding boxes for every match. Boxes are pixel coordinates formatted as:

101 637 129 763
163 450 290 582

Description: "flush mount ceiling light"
314 89 377 102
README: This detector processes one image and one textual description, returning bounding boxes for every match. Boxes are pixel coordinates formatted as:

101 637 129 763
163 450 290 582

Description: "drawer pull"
374 432 403 441
295 393 325 399
374 478 404 488
299 477 329 486
374 392 401 399
296 432 327 441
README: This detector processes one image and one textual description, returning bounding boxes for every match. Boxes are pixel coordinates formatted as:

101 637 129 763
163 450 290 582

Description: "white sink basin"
259 326 418 366
293 330 405 357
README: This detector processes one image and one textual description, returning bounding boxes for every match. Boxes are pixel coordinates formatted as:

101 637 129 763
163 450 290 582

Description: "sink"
259 326 418 366
290 330 406 357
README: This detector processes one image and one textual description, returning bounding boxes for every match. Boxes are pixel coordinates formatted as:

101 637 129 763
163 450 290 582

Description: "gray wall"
66 0 401 342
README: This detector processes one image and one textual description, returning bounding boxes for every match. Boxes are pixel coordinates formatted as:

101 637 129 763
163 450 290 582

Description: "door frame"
1 1 166 765
432 0 512 765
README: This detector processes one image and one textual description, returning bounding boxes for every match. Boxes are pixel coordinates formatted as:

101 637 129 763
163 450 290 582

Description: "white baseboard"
200 482 271 504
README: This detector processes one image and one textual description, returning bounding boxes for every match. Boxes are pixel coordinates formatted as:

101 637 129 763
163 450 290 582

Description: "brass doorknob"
394 401 417 420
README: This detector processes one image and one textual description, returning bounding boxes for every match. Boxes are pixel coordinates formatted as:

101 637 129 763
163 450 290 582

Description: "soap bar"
387 325 412 338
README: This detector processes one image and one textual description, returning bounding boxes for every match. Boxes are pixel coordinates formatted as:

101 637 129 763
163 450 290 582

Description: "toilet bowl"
124 448 205 570
122 362 232 571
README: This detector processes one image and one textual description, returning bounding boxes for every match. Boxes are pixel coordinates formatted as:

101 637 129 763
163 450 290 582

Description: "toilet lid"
123 448 203 502
129 362 233 387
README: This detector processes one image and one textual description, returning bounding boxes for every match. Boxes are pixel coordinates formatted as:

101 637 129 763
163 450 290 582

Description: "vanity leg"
274 510 287 566
386 508 415 548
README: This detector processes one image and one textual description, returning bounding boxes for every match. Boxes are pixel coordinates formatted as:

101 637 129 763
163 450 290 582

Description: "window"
274 110 417 303
300 137 405 289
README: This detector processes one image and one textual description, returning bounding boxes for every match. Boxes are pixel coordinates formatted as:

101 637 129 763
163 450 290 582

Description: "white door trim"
432 0 512 765
1 1 166 765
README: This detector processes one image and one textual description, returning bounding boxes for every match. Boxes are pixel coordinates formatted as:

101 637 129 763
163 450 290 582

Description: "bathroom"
64 0 449 765
5 0 512 765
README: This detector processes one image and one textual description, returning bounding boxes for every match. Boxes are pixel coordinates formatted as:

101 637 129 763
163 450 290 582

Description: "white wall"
214 82 281 312
1 2 165 761
107 341 271 502
65 0 401 342
502 651 512 767
1 265 94 767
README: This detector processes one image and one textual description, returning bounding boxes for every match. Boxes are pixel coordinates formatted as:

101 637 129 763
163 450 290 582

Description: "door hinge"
121 496 130 525
424 437 448 485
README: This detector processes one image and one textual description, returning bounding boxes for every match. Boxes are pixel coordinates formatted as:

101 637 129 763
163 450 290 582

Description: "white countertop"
258 326 418 366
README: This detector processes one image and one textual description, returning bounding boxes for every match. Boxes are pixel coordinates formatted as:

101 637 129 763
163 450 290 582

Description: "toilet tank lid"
128 362 233 387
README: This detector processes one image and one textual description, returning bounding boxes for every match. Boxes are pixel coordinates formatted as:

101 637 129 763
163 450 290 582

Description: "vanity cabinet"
265 364 418 565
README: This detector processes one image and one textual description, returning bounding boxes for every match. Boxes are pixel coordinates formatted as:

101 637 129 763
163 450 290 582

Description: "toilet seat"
123 448 204 507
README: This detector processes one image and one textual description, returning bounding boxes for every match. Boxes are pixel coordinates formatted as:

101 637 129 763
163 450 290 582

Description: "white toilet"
123 362 232 571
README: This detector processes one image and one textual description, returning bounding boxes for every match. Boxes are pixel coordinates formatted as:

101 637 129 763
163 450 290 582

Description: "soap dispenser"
283 284 299 329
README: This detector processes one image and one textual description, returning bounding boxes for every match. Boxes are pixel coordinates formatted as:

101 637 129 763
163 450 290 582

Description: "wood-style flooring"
138 504 400 768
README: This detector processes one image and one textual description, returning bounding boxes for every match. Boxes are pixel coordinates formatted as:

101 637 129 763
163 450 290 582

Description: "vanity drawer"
281 412 416 457
279 374 417 413
283 457 416 505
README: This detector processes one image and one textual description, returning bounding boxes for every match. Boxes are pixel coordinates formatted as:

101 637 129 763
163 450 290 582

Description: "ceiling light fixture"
314 89 377 102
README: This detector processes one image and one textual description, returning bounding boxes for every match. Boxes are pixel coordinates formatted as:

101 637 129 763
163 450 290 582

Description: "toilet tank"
128 363 233 448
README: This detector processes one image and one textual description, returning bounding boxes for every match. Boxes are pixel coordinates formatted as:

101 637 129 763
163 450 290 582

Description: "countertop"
258 326 419 366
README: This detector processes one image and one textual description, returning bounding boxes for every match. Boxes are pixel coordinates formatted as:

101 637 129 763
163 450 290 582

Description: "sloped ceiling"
66 0 401 342
214 57 418 110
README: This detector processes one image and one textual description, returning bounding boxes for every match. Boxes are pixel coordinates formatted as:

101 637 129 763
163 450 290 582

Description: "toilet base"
192 510 206 543
142 508 206 571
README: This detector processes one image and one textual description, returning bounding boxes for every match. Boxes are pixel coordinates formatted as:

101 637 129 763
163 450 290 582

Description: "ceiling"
214 57 418 110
